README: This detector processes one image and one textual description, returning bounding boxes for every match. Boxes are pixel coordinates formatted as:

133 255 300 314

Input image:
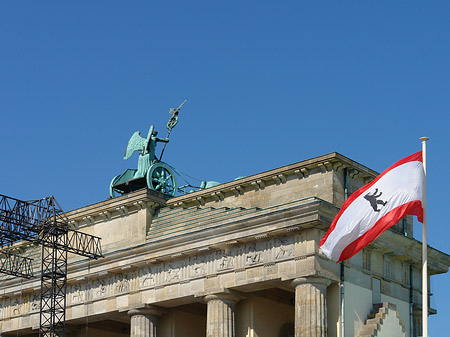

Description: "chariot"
110 160 178 198
109 127 178 197
109 101 185 198
109 100 220 198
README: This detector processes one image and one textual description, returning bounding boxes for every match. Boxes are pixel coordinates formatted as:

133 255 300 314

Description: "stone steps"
147 206 260 241
154 207 256 233
152 206 229 226
156 205 215 218
357 302 406 337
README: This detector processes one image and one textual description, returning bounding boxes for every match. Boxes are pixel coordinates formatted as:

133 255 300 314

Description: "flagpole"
420 136 429 337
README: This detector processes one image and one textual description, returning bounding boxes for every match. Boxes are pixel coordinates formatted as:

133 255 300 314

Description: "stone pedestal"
205 293 240 337
292 277 331 337
127 307 163 337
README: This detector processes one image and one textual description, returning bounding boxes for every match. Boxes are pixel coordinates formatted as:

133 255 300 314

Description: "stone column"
205 293 240 337
127 306 163 337
292 277 331 337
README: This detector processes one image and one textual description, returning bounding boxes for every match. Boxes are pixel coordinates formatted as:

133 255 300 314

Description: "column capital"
204 292 240 304
291 276 332 288
127 305 165 317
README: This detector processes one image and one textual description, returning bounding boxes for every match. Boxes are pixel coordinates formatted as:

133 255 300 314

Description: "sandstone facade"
1 153 449 337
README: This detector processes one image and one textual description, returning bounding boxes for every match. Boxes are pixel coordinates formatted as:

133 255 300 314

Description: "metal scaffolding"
0 193 102 337
0 251 34 278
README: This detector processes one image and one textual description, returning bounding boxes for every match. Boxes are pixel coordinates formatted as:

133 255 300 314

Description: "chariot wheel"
109 174 122 198
146 162 178 196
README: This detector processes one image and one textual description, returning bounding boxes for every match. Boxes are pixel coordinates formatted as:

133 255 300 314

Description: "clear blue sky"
1 1 449 335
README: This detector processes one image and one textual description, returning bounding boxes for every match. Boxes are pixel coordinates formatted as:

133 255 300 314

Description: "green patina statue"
109 100 187 198
124 125 169 179
109 99 222 198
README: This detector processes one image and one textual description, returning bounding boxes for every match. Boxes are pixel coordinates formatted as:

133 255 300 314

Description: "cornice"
370 230 450 274
65 189 166 229
61 152 378 222
167 152 379 207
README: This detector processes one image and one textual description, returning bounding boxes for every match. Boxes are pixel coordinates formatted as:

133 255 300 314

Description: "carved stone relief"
191 254 208 276
94 278 108 299
71 284 85 304
275 235 294 259
217 249 234 270
30 294 40 312
115 273 130 293
165 262 181 283
139 267 156 288
0 233 298 320
11 298 21 316
245 242 262 265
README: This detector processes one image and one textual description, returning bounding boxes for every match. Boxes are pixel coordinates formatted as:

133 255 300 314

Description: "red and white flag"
320 151 424 262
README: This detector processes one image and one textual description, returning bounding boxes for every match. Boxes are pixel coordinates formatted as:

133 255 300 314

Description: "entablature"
167 152 378 208
66 189 166 229
357 230 450 275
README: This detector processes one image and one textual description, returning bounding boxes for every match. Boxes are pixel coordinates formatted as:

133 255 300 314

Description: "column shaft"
293 277 331 337
205 294 239 337
128 308 161 337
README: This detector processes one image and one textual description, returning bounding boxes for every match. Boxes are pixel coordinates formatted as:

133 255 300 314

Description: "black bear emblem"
364 188 387 212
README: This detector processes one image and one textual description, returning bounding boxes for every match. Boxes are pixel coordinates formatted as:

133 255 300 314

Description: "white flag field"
320 151 424 262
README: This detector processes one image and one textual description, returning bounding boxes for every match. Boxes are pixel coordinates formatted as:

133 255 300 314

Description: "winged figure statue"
123 125 169 178
109 101 186 198
124 131 149 160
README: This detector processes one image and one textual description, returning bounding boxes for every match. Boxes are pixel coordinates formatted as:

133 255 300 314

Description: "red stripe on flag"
319 151 422 247
337 200 424 262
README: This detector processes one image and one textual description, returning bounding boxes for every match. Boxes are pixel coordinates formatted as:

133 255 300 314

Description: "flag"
319 151 424 262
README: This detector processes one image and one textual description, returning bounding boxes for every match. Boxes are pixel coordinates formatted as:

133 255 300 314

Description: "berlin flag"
320 151 424 262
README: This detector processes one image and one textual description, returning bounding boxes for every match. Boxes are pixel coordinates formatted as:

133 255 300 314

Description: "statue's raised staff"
109 100 187 198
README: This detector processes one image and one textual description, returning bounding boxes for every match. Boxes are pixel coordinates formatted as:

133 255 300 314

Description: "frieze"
139 267 156 288
30 294 40 312
71 283 86 304
115 273 130 293
93 277 109 299
11 298 22 316
0 233 298 320
245 242 263 265
190 254 208 276
165 261 181 283
274 235 295 259
217 249 234 270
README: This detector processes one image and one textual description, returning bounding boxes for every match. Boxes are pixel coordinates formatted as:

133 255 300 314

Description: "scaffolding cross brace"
0 193 103 337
